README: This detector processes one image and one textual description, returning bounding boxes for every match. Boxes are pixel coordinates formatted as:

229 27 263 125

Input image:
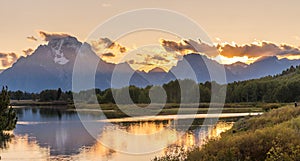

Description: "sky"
1 0 300 71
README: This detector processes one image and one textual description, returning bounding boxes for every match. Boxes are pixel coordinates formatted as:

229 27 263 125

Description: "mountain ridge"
1 36 299 92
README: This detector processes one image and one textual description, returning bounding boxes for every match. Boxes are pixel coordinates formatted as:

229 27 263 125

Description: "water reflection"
0 132 13 149
1 135 50 161
1 107 233 160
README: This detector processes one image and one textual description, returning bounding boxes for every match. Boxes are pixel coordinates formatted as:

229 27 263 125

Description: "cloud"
161 39 300 59
127 52 175 72
26 36 38 41
160 39 218 57
152 55 167 61
91 38 128 56
90 38 129 65
217 42 300 58
161 39 192 52
22 48 34 56
128 54 170 67
127 54 170 66
98 38 113 46
0 52 19 68
278 44 300 56
102 52 115 57
127 60 135 64
0 53 8 58
39 31 70 41
151 54 170 63
127 59 154 66
9 53 17 60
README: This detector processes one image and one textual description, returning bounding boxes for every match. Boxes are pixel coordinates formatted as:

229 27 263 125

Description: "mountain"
0 36 80 92
136 67 173 86
225 61 248 75
168 54 235 83
0 36 299 92
225 56 300 81
0 36 127 92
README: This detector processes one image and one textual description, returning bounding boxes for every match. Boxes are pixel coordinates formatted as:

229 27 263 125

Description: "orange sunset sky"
0 0 300 71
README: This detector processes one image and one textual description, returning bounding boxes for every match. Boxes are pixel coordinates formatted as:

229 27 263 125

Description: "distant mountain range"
225 56 300 81
1 36 299 92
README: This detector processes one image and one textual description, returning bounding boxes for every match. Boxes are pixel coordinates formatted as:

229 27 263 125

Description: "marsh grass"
154 105 300 161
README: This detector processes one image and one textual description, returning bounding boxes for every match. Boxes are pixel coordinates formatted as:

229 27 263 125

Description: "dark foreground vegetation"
154 105 300 161
0 87 17 148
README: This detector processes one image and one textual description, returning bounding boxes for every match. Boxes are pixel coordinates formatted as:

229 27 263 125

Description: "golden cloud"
22 48 34 56
38 31 70 41
102 52 115 57
0 52 19 68
160 39 218 57
26 36 38 41
161 39 300 59
217 42 300 58
90 38 128 65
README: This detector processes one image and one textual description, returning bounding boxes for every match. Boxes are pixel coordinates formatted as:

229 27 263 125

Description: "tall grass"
154 105 300 161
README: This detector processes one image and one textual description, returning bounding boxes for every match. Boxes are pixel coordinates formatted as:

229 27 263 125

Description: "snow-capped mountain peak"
51 39 70 65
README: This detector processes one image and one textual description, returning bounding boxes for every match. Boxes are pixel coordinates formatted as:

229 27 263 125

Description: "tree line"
8 65 300 103
226 65 300 103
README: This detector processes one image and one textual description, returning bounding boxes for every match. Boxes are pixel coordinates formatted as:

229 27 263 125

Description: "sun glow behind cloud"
88 36 300 72
213 55 259 65
277 55 300 60
2 29 300 71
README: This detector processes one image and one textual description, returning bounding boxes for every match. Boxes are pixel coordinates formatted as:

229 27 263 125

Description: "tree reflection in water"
1 108 234 161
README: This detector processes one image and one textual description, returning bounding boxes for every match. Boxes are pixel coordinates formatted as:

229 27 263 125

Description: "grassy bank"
155 105 300 161
78 102 290 118
73 103 268 118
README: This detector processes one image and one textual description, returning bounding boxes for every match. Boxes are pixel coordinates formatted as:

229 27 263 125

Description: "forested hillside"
226 65 300 103
9 65 300 103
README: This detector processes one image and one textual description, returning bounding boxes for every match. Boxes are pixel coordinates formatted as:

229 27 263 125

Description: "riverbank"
65 102 288 118
11 100 285 109
154 105 300 160
10 100 69 106
11 101 289 119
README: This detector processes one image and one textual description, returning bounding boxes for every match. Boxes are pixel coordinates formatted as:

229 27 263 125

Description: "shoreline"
11 101 290 119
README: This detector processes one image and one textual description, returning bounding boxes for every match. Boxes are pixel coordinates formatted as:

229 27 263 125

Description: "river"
0 107 260 161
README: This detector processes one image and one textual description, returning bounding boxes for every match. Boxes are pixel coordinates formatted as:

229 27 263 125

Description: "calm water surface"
0 107 255 161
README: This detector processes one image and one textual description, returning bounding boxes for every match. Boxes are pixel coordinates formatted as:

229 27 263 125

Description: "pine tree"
0 86 17 131
57 88 62 101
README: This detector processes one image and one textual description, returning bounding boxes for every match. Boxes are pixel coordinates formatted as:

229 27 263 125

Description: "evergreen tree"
0 86 17 131
56 88 62 100
14 90 23 101
0 86 18 148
